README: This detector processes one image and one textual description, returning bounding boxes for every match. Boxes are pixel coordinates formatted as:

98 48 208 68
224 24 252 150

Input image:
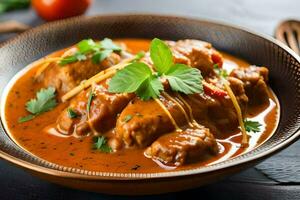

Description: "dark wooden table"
0 0 299 199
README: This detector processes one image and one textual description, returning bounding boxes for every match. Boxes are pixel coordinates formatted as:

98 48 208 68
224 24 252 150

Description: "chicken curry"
2 38 279 173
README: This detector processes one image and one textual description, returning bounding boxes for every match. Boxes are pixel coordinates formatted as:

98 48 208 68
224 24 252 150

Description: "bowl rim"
0 13 299 181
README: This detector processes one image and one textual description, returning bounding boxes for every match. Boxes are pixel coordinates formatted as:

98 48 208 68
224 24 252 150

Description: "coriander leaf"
101 38 122 51
165 64 203 94
244 119 262 133
93 136 112 153
150 38 173 74
78 39 98 53
75 52 87 61
136 75 163 100
59 52 86 66
108 62 152 93
123 114 133 123
67 108 78 119
92 49 113 64
60 38 120 66
86 90 95 114
26 87 57 114
19 87 57 123
59 55 78 66
18 114 35 123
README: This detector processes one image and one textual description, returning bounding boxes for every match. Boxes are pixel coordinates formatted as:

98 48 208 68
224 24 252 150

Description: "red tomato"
203 81 227 98
211 50 223 68
32 0 92 21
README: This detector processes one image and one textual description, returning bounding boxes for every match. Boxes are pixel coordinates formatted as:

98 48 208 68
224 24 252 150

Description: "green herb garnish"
59 38 121 66
18 87 57 123
150 38 174 74
93 136 112 153
67 108 78 119
86 90 95 114
132 51 145 62
108 62 163 100
108 38 203 100
0 0 30 14
59 52 87 65
77 39 99 53
165 63 203 94
244 119 262 133
214 64 228 78
100 38 122 51
123 114 133 123
92 49 113 64
18 114 35 123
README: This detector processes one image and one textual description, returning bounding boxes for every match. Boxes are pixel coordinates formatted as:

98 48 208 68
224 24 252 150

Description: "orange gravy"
2 39 279 173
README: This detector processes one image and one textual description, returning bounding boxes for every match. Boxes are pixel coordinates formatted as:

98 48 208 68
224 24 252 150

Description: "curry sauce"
2 39 279 173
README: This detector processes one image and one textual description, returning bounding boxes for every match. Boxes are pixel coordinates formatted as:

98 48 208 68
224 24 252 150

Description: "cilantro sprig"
18 87 57 123
93 136 112 153
108 38 203 100
244 119 262 133
59 38 121 66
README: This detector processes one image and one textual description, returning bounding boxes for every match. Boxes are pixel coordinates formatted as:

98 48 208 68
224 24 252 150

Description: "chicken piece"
115 95 187 147
184 92 242 136
167 39 223 76
116 85 247 148
55 39 225 137
145 126 218 166
142 39 223 76
40 51 123 96
56 80 134 136
230 65 269 105
227 77 249 113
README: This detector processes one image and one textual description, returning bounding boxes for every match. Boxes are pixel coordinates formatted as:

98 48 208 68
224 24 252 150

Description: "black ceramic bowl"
0 15 299 195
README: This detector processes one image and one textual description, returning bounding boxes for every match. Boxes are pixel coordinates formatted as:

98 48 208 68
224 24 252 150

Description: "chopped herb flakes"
123 114 133 123
93 136 112 153
67 108 78 119
131 165 141 170
86 90 95 114
213 64 228 78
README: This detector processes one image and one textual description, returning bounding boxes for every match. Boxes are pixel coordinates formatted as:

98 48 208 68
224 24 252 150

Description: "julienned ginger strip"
162 92 194 128
154 98 182 132
223 80 248 145
61 58 133 102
